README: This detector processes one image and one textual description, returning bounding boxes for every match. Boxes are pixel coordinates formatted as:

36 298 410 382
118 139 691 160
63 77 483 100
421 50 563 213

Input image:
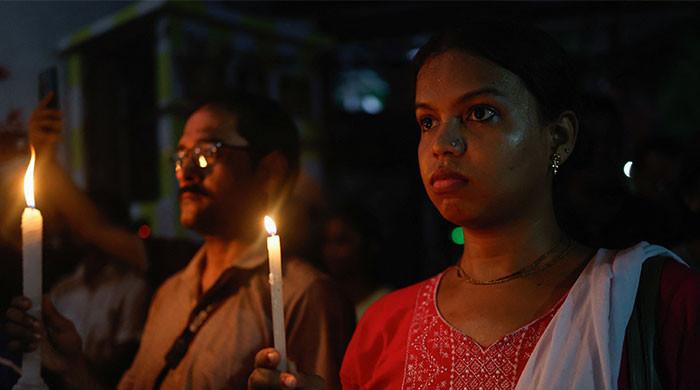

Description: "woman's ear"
256 151 290 203
550 110 578 164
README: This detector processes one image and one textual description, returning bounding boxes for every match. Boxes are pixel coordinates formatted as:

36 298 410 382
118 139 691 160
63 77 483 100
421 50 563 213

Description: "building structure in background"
17 0 699 287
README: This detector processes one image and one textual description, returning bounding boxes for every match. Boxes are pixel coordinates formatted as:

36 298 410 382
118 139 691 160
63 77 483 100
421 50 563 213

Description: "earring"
449 138 464 150
551 153 562 175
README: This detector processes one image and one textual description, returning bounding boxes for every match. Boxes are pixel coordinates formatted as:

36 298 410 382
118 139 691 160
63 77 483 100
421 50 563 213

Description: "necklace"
453 236 574 285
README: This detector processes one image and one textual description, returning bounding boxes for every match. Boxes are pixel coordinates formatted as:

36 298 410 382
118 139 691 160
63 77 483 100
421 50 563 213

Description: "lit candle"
264 216 287 372
14 146 48 389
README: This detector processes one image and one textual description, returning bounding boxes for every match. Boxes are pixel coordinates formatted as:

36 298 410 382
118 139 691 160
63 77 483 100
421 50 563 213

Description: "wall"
0 1 130 120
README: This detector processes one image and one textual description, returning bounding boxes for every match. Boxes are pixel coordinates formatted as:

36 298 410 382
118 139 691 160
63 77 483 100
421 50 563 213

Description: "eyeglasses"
172 141 249 171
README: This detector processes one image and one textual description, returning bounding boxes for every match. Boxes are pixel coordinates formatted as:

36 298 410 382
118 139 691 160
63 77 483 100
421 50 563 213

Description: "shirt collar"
223 236 268 270
182 236 267 301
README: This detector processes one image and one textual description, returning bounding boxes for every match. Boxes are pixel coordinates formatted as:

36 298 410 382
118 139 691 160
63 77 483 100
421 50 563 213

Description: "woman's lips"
430 169 468 193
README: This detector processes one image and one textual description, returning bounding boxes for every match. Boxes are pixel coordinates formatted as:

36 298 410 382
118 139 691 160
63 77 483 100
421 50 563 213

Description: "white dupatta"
515 242 684 390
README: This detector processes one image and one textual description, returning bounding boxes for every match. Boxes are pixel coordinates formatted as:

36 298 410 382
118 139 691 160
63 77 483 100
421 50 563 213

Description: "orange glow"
264 216 277 236
23 146 36 208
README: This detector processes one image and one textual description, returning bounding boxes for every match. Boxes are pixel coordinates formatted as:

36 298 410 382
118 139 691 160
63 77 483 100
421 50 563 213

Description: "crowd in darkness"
556 94 700 267
1 6 699 389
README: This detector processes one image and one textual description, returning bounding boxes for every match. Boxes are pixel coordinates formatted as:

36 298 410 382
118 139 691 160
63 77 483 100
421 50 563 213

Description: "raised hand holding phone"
38 67 59 109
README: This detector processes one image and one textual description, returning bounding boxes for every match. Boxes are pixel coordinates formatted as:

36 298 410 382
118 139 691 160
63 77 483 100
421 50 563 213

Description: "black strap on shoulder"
625 255 666 390
152 266 257 390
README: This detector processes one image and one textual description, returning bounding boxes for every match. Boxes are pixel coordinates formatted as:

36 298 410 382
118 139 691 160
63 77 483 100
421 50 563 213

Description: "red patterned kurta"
402 274 564 390
341 259 700 390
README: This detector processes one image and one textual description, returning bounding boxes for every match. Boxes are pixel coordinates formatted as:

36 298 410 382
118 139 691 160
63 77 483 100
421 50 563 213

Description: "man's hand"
248 348 326 390
40 295 84 374
28 92 62 155
5 295 85 375
5 296 41 354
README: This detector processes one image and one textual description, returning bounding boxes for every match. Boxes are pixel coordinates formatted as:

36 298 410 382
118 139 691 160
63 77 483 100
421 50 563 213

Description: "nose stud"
450 139 463 149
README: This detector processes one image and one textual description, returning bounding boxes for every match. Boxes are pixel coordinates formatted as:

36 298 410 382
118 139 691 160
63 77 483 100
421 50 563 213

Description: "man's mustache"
178 185 210 197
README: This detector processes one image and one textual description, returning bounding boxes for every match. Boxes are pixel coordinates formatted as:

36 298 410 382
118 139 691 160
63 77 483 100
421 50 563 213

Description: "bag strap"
625 255 666 390
152 265 258 390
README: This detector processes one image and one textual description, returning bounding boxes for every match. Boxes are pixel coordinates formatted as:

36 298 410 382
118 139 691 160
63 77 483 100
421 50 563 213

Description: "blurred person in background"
0 119 26 390
672 139 700 268
555 94 634 249
628 135 686 247
2 94 150 388
321 202 392 321
49 190 150 389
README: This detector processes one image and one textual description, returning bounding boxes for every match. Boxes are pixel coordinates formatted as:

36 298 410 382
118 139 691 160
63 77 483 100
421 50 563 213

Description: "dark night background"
2 0 699 291
2 3 700 388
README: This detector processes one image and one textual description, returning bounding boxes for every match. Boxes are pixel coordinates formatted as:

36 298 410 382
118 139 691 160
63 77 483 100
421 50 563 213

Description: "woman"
249 21 699 389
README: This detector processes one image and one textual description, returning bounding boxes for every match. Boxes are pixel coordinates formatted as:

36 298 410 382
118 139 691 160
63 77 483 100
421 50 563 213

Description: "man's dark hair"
412 19 580 125
193 91 301 191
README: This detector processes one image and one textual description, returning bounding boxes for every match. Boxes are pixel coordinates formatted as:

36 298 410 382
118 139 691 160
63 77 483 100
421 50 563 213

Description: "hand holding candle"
14 146 48 389
264 216 287 372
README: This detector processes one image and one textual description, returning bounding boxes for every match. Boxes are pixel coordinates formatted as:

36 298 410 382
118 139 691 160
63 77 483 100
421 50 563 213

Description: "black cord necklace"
453 235 574 285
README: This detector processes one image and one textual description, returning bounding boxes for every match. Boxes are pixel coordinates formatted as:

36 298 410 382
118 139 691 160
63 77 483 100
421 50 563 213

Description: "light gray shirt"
118 241 355 389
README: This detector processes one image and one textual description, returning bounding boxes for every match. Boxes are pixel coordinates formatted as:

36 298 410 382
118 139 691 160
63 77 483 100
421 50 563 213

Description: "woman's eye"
419 117 434 130
467 106 497 122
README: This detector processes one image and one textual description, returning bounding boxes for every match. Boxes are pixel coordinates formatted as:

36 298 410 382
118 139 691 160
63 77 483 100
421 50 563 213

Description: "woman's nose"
432 119 465 157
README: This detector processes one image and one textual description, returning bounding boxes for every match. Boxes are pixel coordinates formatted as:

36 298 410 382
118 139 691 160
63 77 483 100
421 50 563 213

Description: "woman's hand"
248 348 326 389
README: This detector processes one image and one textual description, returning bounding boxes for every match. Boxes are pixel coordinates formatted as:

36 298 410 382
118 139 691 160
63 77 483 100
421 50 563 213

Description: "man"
6 93 355 389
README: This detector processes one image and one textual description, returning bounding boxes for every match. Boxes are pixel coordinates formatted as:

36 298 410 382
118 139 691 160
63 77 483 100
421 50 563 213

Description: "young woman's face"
416 50 553 228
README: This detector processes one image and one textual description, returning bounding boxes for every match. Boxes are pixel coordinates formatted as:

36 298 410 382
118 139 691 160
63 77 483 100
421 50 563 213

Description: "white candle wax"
264 216 287 372
14 146 47 389
22 207 43 307
20 208 43 383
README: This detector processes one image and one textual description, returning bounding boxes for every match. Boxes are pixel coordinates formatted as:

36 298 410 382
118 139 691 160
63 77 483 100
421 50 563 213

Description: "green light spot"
451 227 464 245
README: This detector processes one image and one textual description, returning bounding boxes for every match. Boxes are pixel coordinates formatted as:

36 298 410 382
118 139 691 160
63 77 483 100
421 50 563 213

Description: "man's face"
176 106 258 237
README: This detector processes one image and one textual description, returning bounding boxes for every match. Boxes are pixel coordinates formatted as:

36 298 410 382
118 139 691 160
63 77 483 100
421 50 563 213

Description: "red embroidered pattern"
402 273 563 390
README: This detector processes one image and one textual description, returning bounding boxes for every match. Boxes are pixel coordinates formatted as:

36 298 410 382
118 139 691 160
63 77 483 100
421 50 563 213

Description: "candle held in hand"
264 216 287 372
14 146 48 389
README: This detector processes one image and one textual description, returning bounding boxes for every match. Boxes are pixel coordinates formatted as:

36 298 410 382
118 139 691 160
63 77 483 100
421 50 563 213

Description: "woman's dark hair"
414 20 589 241
412 19 580 124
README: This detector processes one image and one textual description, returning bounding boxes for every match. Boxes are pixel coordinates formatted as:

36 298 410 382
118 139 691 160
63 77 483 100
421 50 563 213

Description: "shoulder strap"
625 255 666 390
152 265 258 389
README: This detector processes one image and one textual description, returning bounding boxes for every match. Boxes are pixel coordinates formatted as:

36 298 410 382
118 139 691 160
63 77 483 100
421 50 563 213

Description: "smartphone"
38 66 59 109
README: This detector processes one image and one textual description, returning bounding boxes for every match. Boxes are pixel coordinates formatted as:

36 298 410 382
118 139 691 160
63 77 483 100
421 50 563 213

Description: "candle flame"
264 216 277 236
23 146 36 208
